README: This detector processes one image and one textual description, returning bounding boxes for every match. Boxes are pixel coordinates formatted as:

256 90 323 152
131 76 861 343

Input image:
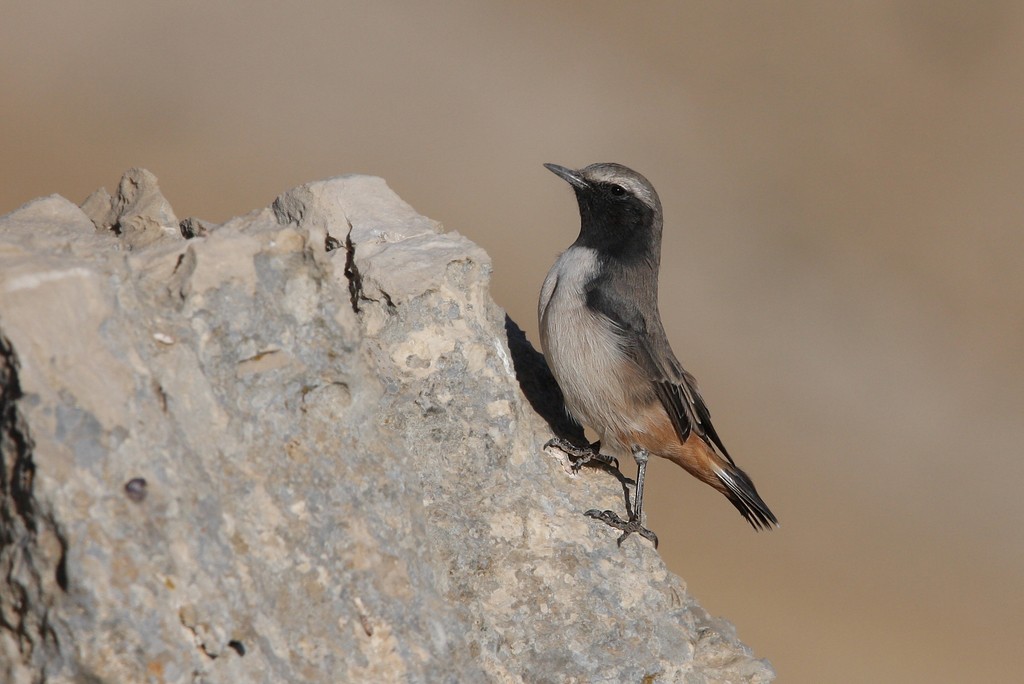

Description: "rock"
179 217 216 239
78 167 182 248
0 170 774 683
79 187 116 233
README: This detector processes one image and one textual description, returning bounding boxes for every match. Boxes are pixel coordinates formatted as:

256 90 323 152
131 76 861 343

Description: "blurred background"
3 2 1022 681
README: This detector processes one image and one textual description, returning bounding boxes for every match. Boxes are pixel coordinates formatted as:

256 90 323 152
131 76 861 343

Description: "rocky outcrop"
0 169 773 683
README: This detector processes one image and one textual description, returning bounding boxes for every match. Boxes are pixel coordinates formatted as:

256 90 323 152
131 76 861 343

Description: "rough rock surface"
0 169 774 683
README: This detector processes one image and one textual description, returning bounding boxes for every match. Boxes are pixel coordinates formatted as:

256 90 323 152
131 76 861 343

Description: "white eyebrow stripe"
591 174 655 207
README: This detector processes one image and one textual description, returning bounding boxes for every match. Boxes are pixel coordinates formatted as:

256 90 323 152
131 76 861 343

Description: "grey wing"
586 285 735 465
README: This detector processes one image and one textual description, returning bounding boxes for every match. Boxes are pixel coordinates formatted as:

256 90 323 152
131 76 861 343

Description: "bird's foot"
585 509 659 548
544 437 619 473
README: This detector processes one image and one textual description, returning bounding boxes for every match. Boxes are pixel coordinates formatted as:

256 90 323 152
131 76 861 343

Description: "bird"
538 162 778 547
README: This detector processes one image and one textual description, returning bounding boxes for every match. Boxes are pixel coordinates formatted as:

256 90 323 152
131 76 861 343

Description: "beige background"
3 3 1022 682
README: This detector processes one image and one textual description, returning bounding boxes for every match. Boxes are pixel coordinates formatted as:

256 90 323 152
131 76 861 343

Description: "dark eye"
609 184 626 197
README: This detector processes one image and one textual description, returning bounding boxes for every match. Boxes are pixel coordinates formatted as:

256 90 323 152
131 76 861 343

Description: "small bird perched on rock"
539 162 778 547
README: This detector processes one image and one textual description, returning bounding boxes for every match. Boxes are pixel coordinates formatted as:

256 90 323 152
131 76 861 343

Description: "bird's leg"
585 447 659 548
544 436 619 473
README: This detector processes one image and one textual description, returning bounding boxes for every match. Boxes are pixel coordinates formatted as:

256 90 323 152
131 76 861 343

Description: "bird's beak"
544 163 589 190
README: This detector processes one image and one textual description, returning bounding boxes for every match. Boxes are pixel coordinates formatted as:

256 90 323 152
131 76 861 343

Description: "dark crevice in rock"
342 222 396 314
179 217 212 239
54 532 69 592
1 332 36 527
124 477 148 503
343 225 364 314
0 331 66 669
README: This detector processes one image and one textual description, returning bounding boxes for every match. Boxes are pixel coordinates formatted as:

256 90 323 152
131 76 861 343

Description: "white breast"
538 247 647 456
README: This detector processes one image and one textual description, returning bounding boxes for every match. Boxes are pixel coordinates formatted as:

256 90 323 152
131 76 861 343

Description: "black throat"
572 187 662 268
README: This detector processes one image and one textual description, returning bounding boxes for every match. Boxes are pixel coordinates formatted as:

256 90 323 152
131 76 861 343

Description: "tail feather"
715 467 778 531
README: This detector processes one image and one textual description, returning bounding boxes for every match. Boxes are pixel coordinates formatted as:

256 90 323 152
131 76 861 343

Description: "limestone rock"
0 170 773 683
79 167 181 248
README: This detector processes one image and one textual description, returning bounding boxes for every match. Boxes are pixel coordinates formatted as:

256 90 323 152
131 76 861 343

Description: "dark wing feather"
652 379 692 443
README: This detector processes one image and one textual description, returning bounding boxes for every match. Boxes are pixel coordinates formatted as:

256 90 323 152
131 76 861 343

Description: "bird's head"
544 162 663 261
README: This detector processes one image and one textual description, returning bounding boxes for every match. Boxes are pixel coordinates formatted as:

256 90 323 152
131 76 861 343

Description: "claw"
544 437 618 472
585 509 659 548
